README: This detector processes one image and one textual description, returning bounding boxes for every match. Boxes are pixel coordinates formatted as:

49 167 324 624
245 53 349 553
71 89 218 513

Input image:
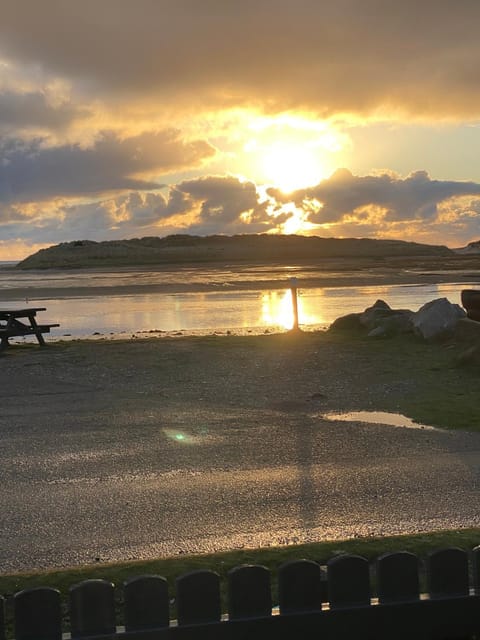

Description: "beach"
3 255 480 300
1 256 480 340
1 330 479 571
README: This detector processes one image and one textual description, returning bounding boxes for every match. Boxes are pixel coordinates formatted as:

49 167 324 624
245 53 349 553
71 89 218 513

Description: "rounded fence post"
327 554 370 609
176 570 221 626
124 575 170 631
0 595 5 640
69 579 116 638
228 565 271 620
14 587 62 640
278 559 323 614
426 548 469 598
376 551 420 603
472 545 480 595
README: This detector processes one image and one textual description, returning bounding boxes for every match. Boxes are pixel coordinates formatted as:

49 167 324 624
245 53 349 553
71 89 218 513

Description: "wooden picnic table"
0 307 59 349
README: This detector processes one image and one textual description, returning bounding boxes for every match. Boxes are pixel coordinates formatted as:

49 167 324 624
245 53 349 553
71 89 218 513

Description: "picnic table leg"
0 335 8 350
28 315 46 346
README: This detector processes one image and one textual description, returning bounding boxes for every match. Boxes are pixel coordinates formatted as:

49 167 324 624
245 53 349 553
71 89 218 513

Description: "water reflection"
261 290 293 329
323 411 438 431
0 281 469 341
260 289 329 330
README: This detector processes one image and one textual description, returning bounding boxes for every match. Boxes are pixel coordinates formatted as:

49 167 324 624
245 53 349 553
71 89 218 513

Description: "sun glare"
239 114 346 194
261 142 325 192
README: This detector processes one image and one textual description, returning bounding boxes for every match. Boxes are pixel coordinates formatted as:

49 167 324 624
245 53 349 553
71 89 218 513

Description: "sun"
261 142 325 192
239 114 345 193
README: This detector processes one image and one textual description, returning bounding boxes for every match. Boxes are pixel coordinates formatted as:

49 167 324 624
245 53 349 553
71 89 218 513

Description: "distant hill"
453 239 480 254
16 234 453 269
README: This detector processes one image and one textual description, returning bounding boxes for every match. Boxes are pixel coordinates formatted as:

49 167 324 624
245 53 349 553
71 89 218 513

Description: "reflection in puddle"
323 411 439 431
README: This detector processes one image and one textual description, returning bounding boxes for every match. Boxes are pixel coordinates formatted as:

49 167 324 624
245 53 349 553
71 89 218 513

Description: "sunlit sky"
2 0 480 259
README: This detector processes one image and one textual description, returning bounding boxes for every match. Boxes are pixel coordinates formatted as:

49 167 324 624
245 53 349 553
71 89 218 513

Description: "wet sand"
3 255 480 302
0 274 475 302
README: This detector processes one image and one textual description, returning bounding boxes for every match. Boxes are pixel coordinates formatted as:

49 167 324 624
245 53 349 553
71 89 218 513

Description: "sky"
1 0 480 259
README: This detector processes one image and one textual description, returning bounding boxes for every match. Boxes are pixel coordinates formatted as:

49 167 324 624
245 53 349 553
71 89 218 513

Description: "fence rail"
2 546 479 639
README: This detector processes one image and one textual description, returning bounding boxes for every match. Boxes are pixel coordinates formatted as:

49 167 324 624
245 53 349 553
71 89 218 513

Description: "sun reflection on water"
260 289 327 330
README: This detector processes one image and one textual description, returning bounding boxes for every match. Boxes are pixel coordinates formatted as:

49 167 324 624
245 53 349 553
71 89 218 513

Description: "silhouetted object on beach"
461 288 480 321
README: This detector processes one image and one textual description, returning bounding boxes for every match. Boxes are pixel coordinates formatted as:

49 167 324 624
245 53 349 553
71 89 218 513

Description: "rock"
367 312 414 338
358 299 414 337
452 344 480 367
412 297 466 341
359 299 391 328
452 317 480 343
460 289 480 321
328 313 363 332
367 325 389 338
329 300 414 336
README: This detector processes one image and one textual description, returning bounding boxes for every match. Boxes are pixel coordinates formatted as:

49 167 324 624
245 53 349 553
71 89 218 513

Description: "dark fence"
2 546 479 639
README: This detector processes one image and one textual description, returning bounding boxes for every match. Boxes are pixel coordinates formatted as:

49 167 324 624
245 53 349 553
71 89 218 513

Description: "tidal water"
0 262 477 341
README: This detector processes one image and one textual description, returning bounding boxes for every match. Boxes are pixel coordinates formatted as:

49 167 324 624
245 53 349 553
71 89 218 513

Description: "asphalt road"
0 339 479 572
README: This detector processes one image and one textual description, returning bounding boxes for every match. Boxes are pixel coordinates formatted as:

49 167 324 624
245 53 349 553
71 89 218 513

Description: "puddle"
323 411 439 431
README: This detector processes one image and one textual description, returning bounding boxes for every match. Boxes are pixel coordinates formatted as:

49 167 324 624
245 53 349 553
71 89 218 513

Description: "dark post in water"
289 277 300 331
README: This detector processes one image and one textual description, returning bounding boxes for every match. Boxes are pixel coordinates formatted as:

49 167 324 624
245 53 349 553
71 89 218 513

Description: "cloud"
1 1 480 119
171 176 276 234
0 130 216 203
270 169 480 225
0 176 281 245
3 170 480 253
0 91 88 132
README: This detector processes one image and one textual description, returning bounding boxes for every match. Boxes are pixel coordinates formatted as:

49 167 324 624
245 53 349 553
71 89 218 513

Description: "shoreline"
2 268 480 302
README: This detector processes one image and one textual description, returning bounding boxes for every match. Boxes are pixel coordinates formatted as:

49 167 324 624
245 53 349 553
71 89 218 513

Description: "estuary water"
0 261 478 341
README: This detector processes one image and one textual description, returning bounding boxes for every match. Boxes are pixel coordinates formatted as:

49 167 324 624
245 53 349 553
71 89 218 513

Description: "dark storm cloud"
0 130 215 203
270 169 480 224
1 1 480 118
0 91 88 131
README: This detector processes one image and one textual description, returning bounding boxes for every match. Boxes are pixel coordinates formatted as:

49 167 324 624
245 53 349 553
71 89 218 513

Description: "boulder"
359 299 413 331
328 312 363 332
367 312 414 338
359 299 391 329
452 317 480 343
452 344 480 367
412 297 466 341
460 289 480 321
358 299 413 337
329 299 414 336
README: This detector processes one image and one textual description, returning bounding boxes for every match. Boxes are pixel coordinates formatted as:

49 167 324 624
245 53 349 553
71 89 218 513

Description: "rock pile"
329 297 467 341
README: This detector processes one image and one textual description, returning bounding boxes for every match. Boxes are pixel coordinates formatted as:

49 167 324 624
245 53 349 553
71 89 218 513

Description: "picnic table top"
0 307 47 317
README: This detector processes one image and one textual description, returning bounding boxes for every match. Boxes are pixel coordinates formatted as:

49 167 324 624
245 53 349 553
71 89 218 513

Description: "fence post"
228 565 271 620
426 548 470 598
327 555 371 609
278 559 324 614
376 551 420 604
176 570 221 626
124 575 170 632
0 595 4 640
69 579 116 638
14 588 62 640
289 277 300 331
473 545 480 595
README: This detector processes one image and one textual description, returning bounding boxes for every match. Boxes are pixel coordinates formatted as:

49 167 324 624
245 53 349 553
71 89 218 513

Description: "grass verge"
1 528 479 605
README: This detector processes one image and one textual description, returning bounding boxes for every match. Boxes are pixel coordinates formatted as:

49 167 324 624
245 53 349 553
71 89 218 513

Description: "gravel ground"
0 333 478 572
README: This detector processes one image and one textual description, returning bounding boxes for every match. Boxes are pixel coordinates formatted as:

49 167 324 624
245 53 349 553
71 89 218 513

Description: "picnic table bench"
0 307 59 349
